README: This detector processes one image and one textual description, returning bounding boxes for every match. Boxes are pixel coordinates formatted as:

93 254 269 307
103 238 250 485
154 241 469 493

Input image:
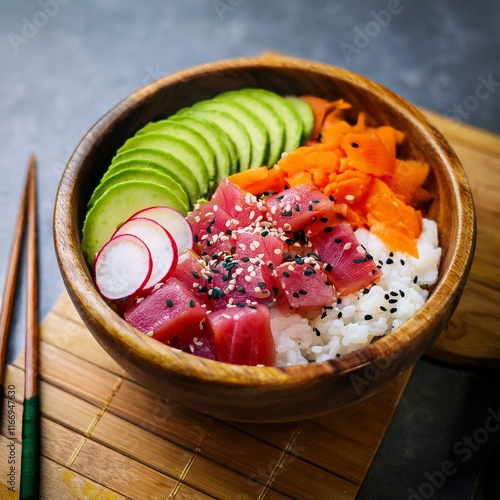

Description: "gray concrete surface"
1 1 499 498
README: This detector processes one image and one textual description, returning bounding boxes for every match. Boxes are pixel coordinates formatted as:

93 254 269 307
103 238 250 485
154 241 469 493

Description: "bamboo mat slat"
0 292 410 499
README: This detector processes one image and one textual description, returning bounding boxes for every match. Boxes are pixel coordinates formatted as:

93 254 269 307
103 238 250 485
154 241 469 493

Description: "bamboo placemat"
0 292 411 499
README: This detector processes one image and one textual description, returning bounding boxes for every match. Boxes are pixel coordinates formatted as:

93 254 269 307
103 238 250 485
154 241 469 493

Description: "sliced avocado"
115 133 210 198
191 100 269 170
285 96 314 143
167 114 232 182
215 90 285 168
243 89 303 153
136 120 216 187
109 149 201 204
179 105 251 172
82 180 188 266
88 166 189 210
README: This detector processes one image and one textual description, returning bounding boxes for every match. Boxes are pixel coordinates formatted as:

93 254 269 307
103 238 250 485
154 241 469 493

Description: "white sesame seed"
245 275 253 282
274 248 282 254
344 242 352 250
235 205 243 212
146 330 154 337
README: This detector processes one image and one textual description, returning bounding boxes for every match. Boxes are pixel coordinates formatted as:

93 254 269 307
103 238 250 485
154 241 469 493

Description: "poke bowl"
53 56 475 422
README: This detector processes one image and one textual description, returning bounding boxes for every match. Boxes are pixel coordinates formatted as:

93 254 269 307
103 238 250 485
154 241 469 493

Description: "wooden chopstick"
0 156 31 412
20 153 40 499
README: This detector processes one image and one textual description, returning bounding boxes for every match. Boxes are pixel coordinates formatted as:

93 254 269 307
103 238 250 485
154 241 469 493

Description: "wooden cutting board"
0 104 499 499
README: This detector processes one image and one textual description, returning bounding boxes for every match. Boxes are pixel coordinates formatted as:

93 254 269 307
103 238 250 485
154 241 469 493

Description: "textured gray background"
1 1 499 498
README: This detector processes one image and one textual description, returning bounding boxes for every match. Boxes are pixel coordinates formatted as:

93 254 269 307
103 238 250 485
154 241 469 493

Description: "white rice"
270 218 441 367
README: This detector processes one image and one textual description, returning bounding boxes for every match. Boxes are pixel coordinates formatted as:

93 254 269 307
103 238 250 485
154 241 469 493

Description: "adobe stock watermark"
212 0 243 22
6 0 72 54
443 74 500 126
408 406 500 499
339 0 412 62
349 347 400 396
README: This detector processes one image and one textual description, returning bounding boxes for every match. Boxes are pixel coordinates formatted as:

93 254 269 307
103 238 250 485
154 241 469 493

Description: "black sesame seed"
281 210 293 217
166 299 173 307
189 299 195 308
313 327 321 336
329 195 335 202
323 227 333 233
364 314 373 320
261 230 269 237
400 290 405 297
353 258 367 263
193 234 199 243
320 217 328 223
237 286 246 293
325 263 333 272
258 281 266 289
388 299 398 304
337 311 343 319
308 204 313 212
299 289 307 295
191 270 201 279
400 259 406 266
380 306 387 312
295 203 300 212
350 142 359 148
226 229 232 235
311 199 320 204
237 302 246 307
390 307 398 313
390 291 398 296
276 195 284 200
386 258 394 265
321 311 327 319
283 271 290 278
293 292 299 298
272 287 279 295
242 256 250 262
334 238 343 244
304 269 315 276
413 276 419 284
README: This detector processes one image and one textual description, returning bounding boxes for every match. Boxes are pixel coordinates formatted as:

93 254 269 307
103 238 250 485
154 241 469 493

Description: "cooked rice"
270 218 441 367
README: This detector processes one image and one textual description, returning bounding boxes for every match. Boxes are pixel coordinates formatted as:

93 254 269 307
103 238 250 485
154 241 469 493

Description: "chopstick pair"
0 154 40 499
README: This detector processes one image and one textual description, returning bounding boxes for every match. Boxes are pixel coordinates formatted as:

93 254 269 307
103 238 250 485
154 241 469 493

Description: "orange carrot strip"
227 166 286 195
342 133 395 177
365 178 421 257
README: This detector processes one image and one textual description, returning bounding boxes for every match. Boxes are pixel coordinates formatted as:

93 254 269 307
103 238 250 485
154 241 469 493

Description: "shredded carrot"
227 96 432 257
227 166 286 195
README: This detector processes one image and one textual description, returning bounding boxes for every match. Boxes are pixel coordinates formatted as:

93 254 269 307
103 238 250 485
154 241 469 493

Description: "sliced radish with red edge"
94 233 152 300
113 217 178 290
130 206 193 254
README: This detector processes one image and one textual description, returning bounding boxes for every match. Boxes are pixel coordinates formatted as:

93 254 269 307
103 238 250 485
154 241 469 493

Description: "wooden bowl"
53 56 475 422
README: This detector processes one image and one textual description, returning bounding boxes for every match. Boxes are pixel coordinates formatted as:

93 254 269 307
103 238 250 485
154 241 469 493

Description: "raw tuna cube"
170 331 219 360
206 304 276 366
264 184 332 233
210 179 267 227
309 222 382 295
124 278 206 344
233 229 287 269
275 259 336 309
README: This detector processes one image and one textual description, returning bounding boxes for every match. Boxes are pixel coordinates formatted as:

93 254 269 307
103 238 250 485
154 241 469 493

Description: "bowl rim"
53 55 476 389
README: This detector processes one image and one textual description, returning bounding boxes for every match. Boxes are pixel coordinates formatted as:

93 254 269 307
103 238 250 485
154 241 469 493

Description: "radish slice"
94 234 152 300
130 206 193 254
113 217 178 290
